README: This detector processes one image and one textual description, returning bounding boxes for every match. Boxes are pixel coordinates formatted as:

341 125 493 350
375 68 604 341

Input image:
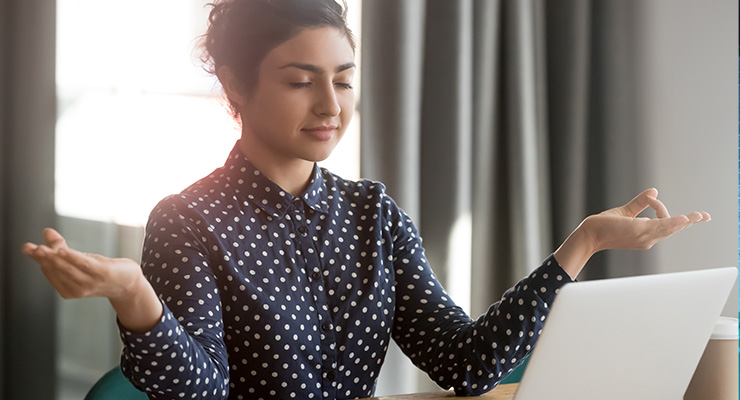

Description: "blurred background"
0 0 736 399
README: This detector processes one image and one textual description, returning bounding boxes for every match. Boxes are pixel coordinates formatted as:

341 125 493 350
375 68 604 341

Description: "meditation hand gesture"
22 228 142 300
554 188 711 279
22 228 162 332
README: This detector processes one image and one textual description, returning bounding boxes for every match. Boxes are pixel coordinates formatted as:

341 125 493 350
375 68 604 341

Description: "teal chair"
499 354 530 385
84 365 148 400
85 358 528 399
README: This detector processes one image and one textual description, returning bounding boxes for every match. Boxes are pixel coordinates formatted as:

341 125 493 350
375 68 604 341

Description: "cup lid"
710 317 738 340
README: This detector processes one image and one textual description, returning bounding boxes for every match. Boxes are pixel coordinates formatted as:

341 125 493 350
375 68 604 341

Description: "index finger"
621 188 658 217
646 196 670 219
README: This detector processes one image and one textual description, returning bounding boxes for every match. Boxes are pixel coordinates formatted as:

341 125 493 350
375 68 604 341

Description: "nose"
314 82 341 117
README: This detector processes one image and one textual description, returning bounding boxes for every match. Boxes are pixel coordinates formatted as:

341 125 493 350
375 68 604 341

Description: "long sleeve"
119 195 230 399
113 143 572 399
384 194 572 395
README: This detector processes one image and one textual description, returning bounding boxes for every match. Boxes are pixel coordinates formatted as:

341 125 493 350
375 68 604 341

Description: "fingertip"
701 211 711 222
21 242 37 255
687 211 704 223
42 227 67 248
43 227 61 238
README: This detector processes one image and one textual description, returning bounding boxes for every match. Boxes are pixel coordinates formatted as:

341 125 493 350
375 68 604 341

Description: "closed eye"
289 82 312 88
335 82 353 90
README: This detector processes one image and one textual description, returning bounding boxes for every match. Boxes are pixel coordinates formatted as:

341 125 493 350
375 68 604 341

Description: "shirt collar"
224 143 330 218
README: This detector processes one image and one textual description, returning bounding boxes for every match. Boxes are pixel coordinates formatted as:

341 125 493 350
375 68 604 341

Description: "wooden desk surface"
361 383 519 400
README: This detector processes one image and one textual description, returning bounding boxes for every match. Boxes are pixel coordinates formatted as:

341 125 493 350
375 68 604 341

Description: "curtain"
361 0 649 394
0 0 58 398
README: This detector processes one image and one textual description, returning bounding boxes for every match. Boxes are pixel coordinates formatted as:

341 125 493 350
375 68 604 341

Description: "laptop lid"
513 266 737 400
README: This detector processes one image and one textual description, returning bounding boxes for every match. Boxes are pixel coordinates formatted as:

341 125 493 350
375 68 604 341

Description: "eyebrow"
277 62 356 74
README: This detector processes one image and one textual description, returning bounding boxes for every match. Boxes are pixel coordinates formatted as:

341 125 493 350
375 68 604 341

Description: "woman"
22 0 710 399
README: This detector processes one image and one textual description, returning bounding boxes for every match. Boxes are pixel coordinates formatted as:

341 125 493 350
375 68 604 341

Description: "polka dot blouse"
118 143 573 399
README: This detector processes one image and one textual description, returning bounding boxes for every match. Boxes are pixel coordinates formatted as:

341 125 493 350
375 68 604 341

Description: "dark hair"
201 0 355 117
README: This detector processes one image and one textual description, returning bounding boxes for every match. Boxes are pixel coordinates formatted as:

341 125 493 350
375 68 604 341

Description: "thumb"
42 228 68 250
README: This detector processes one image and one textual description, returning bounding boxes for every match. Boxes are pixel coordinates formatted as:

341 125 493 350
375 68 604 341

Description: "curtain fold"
0 0 58 398
499 0 552 285
361 0 646 395
360 1 428 394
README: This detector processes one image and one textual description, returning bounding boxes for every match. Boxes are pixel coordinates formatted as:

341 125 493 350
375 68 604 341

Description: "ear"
217 66 247 109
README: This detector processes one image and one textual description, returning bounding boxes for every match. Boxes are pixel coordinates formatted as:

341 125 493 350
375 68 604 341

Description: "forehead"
261 27 355 72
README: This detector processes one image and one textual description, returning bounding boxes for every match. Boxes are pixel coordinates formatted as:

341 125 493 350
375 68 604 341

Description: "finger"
621 188 658 218
21 242 39 256
646 195 670 219
700 211 711 221
686 211 706 224
42 228 68 250
25 244 54 263
652 213 707 237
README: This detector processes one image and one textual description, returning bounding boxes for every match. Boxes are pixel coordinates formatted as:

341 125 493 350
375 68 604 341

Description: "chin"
303 146 337 163
305 153 332 163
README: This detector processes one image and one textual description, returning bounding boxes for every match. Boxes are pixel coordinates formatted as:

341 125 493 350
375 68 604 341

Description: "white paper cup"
684 317 738 400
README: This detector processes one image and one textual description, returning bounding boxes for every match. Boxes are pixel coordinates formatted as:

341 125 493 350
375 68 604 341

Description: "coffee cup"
684 316 738 400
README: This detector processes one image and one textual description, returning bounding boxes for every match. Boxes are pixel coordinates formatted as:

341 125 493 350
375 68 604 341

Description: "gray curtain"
0 0 58 398
361 0 648 394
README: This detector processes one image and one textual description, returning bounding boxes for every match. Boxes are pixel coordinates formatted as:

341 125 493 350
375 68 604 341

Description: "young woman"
22 0 710 399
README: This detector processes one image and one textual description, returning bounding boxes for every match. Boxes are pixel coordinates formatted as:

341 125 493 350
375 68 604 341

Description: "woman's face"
234 27 356 166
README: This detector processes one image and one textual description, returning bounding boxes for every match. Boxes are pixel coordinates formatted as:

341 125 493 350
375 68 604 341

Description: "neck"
237 139 314 197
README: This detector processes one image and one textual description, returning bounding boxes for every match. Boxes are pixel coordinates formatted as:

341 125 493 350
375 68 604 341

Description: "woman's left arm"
385 195 573 396
387 188 709 395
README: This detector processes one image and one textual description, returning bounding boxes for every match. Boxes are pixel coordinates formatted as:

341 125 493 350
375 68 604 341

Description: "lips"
301 125 337 141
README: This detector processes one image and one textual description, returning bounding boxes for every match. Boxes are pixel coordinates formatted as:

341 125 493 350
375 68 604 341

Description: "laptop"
511 266 737 400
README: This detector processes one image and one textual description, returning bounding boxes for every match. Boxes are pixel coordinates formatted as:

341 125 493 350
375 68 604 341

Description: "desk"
360 383 519 400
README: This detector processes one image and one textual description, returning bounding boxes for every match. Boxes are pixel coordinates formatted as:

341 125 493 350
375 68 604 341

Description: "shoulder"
318 167 412 226
146 165 233 229
319 167 389 202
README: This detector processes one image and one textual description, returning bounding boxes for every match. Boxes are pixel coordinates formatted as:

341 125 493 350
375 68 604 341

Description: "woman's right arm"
22 198 231 399
22 227 163 332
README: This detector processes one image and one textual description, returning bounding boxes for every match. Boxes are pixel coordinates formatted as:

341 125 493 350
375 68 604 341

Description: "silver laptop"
512 266 737 400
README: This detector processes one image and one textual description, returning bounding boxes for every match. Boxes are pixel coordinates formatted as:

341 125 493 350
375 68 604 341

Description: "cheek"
339 94 355 121
257 95 303 125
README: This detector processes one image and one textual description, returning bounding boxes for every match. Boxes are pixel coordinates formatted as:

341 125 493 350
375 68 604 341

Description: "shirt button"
311 271 321 281
321 322 331 331
298 226 308 236
326 371 336 380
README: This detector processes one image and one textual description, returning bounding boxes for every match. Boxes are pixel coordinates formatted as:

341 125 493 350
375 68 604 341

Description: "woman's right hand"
21 228 142 301
22 228 163 332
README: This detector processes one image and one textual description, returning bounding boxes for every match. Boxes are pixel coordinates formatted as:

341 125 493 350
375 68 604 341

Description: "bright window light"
56 0 362 227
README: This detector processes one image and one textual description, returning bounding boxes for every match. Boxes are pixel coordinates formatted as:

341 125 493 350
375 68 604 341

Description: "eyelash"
289 82 353 90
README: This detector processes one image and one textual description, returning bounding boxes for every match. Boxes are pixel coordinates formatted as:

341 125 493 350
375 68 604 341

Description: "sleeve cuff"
117 299 180 344
524 254 574 306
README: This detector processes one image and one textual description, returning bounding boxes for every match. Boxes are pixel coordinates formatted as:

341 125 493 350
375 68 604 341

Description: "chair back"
84 365 149 400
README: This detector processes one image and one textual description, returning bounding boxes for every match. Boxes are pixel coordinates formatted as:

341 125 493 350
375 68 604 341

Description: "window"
56 0 362 227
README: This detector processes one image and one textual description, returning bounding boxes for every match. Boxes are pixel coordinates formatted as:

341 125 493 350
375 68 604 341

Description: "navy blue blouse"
118 143 573 399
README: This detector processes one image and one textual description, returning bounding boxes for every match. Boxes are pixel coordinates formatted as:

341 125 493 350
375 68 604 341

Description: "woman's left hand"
553 188 710 279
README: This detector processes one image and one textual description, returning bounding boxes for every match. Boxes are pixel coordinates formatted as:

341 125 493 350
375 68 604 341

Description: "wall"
636 0 737 315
